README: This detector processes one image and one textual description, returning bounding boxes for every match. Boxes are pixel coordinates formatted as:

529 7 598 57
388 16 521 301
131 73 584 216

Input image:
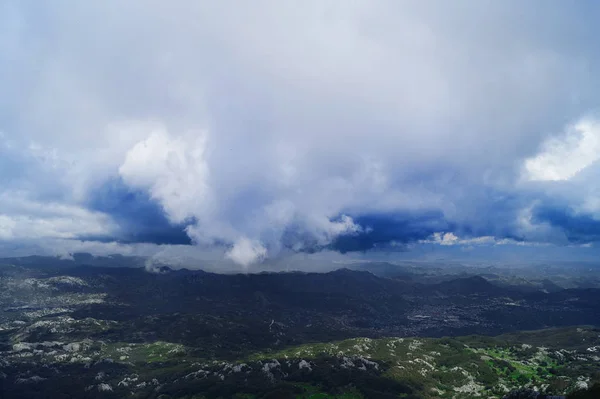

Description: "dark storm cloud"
86 178 192 245
2 1 600 265
532 203 600 244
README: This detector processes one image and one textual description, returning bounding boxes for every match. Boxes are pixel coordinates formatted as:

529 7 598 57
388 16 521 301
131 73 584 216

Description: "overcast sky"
2 1 600 269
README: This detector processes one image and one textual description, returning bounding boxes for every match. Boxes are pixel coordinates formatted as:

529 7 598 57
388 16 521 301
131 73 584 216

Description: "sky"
2 1 600 269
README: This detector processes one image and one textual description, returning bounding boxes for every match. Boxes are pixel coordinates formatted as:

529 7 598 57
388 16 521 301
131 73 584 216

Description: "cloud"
119 126 211 225
531 203 600 243
329 211 451 252
225 238 268 268
86 177 192 245
524 119 600 182
2 1 600 265
0 191 115 241
420 232 525 247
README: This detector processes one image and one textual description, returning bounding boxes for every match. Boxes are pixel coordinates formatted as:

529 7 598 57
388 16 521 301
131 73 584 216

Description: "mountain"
432 275 508 296
0 253 146 270
2 262 600 398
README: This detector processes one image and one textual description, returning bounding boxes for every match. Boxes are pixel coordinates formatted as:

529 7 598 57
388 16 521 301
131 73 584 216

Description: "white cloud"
307 215 363 245
0 191 115 241
423 232 514 247
119 125 211 224
2 1 600 264
524 119 600 181
434 232 460 246
225 237 268 267
0 216 17 240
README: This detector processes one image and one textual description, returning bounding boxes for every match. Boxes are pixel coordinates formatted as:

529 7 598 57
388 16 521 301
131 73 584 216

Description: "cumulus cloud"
225 238 268 268
524 119 600 182
119 126 211 224
2 1 600 265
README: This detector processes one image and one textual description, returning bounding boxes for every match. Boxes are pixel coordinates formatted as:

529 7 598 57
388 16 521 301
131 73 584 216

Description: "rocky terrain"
1 258 599 398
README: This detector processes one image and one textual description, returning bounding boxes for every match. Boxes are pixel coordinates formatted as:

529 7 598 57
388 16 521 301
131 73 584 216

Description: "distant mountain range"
1 258 600 398
2 258 599 348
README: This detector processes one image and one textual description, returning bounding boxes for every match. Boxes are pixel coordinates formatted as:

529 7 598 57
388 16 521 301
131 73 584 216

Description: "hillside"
1 263 600 398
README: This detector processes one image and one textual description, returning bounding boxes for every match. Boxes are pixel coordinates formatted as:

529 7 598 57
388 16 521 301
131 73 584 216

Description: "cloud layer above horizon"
2 1 600 267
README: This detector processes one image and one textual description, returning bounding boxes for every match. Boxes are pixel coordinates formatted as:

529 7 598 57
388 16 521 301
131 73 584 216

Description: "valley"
1 258 599 398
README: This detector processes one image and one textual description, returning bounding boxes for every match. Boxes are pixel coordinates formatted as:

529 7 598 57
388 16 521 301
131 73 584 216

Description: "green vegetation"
2 324 600 398
101 341 191 363
35 327 590 398
292 384 363 398
243 328 600 398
